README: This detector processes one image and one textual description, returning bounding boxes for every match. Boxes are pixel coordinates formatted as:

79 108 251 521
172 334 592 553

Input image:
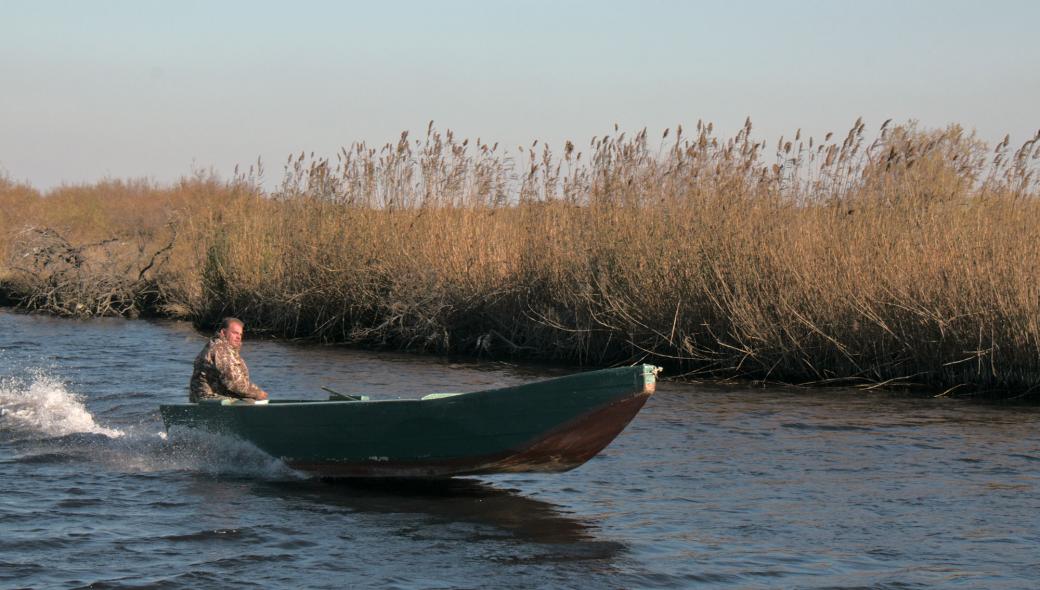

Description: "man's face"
220 323 244 350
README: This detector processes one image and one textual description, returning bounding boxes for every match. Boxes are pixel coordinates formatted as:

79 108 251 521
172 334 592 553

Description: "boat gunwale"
160 397 472 408
160 364 658 410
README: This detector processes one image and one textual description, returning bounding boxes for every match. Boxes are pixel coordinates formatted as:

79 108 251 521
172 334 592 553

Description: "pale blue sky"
2 0 1038 190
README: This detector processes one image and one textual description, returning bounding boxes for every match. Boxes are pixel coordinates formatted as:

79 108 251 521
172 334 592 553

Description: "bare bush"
5 227 173 317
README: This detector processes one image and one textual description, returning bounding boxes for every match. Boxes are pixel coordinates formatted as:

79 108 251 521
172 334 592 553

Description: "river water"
0 310 1038 589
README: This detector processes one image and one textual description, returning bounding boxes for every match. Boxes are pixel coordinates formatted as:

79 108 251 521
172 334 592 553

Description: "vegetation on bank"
2 120 1039 397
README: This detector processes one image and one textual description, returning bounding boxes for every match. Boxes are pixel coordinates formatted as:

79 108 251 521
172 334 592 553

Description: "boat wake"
114 428 305 480
0 371 125 441
0 370 301 480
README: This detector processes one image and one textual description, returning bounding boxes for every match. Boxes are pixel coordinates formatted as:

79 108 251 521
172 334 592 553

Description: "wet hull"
160 364 658 478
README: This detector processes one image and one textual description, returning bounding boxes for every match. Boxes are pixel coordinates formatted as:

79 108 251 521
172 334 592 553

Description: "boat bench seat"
420 392 464 401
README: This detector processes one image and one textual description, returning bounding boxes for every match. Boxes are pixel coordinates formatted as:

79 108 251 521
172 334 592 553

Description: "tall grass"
2 119 1039 396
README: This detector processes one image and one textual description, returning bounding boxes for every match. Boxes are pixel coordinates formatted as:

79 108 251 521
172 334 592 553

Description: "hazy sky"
2 0 1038 191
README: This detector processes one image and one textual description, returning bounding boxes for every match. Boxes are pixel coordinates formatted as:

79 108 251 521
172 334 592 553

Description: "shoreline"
1 303 1035 403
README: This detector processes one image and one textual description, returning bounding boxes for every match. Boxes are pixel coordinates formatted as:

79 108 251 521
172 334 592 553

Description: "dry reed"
2 119 1039 397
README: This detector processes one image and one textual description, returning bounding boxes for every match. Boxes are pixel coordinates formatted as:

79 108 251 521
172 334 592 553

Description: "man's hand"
257 391 269 401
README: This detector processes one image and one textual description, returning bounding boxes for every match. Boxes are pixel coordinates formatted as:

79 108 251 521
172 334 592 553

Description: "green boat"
160 364 659 478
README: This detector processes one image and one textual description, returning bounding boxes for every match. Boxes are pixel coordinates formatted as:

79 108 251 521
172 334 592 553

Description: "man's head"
218 317 245 350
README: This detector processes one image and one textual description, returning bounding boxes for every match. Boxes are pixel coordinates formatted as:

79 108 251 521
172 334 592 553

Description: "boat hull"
160 364 658 478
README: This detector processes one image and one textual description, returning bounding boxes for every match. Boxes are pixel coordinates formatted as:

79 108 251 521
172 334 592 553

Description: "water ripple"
2 310 1039 589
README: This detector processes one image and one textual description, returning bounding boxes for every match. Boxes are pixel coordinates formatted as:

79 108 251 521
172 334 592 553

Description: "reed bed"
2 119 1039 397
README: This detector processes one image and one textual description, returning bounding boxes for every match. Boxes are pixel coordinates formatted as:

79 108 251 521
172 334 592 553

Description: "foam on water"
100 427 305 480
0 368 302 480
0 371 124 441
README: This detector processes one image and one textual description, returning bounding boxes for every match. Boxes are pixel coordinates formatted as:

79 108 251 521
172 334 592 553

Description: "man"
189 317 269 403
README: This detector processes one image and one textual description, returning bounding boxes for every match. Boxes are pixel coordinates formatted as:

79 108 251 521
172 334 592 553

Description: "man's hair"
220 317 244 331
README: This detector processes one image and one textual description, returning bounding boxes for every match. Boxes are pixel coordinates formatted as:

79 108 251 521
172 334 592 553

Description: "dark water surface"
1 310 1038 589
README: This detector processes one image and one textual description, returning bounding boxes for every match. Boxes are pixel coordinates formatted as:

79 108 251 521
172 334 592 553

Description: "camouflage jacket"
189 337 267 402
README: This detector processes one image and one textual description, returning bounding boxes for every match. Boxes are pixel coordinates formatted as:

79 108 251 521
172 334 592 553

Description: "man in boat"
189 317 269 403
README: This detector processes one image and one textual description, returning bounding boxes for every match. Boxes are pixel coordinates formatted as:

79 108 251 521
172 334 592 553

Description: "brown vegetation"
2 119 1039 397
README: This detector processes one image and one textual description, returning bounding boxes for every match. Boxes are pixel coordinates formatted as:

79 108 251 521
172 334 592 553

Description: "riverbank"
3 121 1039 397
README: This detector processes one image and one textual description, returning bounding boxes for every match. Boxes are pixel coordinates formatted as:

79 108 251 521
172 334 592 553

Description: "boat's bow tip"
641 364 662 395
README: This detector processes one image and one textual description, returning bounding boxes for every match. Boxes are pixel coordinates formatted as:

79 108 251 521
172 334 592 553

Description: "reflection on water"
274 478 613 548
